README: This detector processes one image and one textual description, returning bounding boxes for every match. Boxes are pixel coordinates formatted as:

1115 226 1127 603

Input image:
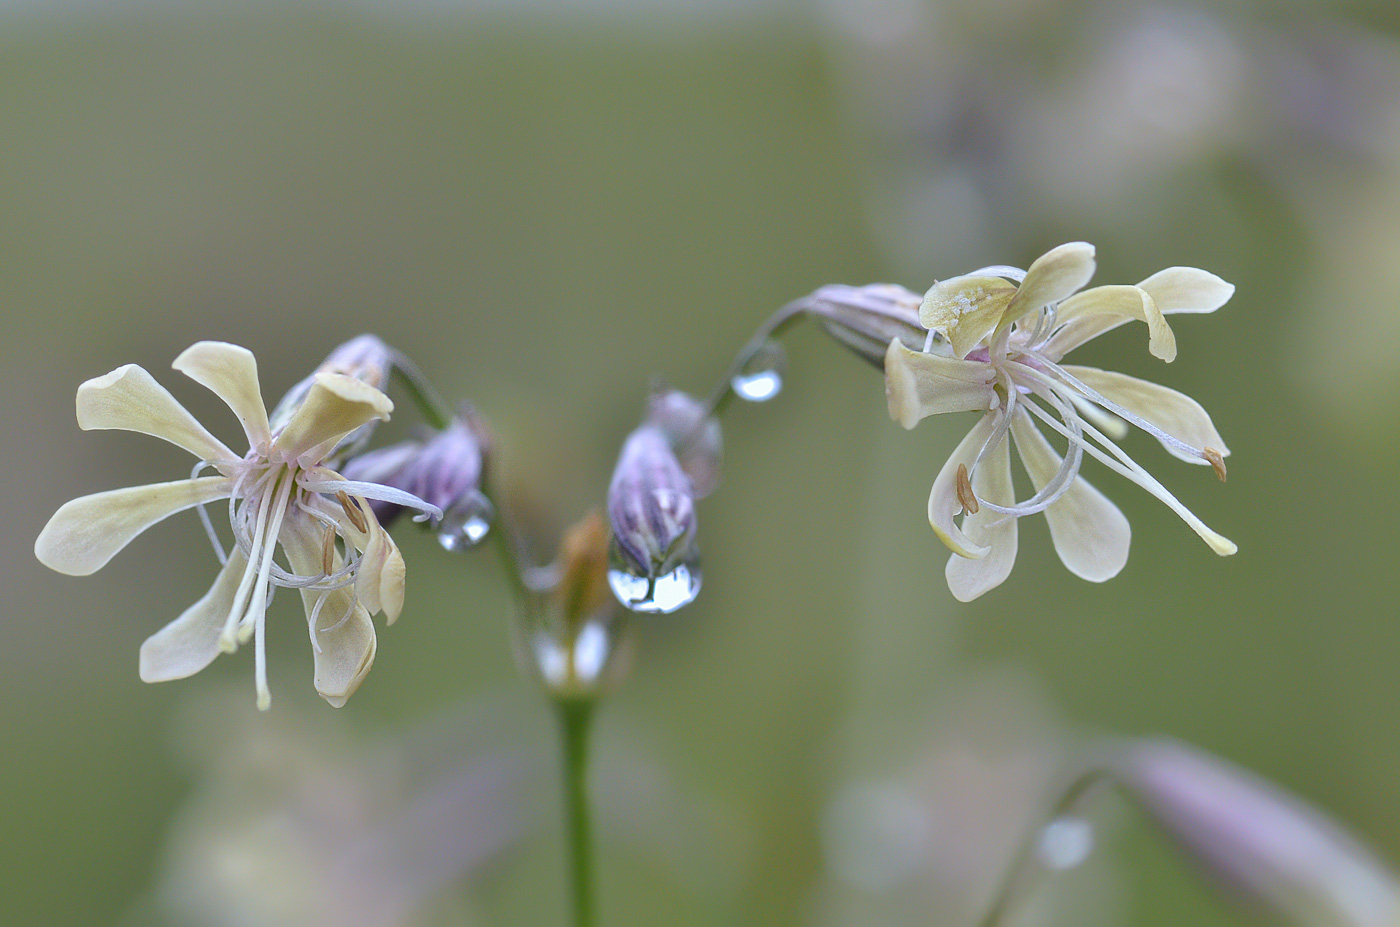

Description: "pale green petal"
1063 365 1229 465
945 429 1018 601
884 339 997 429
1057 285 1177 362
35 476 233 575
1001 242 1097 330
1137 266 1234 314
919 275 1016 359
355 525 406 624
273 373 393 464
140 549 249 682
928 415 999 559
281 512 377 707
173 341 272 449
1010 411 1130 582
76 364 237 464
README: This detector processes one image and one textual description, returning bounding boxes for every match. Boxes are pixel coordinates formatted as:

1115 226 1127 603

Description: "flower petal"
928 415 1000 559
945 428 1018 601
1136 266 1234 314
273 372 393 464
35 476 233 575
1062 365 1229 465
281 512 377 707
76 365 238 464
1001 242 1097 330
1010 410 1130 582
358 527 406 624
1056 285 1177 362
884 339 997 429
919 275 1017 359
172 341 272 450
139 548 249 682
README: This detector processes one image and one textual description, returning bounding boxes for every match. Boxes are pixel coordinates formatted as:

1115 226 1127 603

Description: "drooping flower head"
34 340 439 708
884 243 1236 600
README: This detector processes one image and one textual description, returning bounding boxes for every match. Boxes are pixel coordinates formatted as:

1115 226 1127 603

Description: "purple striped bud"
805 283 929 368
1112 738 1400 927
607 426 696 577
341 408 492 549
645 389 722 498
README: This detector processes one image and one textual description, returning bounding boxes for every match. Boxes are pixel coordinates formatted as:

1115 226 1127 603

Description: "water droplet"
436 491 494 551
607 552 702 614
1036 816 1094 870
533 620 613 690
731 340 786 402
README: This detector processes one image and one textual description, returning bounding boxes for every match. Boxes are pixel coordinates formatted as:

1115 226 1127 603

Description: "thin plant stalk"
557 697 598 927
978 768 1110 927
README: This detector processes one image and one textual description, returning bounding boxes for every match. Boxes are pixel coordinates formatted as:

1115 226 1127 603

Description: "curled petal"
1010 411 1130 582
884 339 997 429
356 526 406 624
35 476 233 575
1137 266 1234 314
928 415 1000 559
919 275 1017 359
282 513 376 707
1001 242 1097 330
139 548 249 682
274 373 393 464
1057 285 1177 362
76 365 237 465
1063 365 1229 465
173 341 272 450
945 428 1018 601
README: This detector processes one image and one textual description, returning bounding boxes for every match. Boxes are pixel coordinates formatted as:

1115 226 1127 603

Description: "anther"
1203 447 1227 483
321 525 337 575
337 490 369 533
956 463 980 515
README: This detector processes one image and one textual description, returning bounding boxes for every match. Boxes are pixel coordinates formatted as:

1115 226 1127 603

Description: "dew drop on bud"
1036 816 1094 871
731 340 786 402
607 544 702 614
436 491 495 551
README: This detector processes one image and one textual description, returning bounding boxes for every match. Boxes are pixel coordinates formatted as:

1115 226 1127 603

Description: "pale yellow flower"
35 342 437 708
886 243 1236 601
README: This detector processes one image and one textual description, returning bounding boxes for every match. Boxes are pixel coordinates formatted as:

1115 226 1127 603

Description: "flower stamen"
1204 447 1227 482
956 463 980 515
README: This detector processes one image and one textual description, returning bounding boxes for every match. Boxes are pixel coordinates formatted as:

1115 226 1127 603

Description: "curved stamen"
298 474 442 523
1023 349 1209 462
976 384 1084 519
190 460 229 565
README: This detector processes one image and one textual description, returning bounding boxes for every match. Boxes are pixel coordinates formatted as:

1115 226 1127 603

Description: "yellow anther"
337 490 369 533
1203 447 1227 483
956 463 980 515
321 525 337 575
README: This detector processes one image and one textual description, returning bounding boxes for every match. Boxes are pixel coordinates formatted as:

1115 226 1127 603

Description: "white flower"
885 242 1236 601
34 342 439 708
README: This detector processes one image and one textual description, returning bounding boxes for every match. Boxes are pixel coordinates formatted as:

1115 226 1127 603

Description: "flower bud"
805 283 929 368
269 335 396 454
340 407 493 549
607 426 696 580
517 511 632 698
644 389 722 498
1112 738 1400 927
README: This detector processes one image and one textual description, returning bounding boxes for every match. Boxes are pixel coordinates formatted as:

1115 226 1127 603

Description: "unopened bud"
805 284 929 368
270 335 397 454
644 389 722 498
1112 738 1400 927
340 407 492 548
608 426 696 578
518 511 632 698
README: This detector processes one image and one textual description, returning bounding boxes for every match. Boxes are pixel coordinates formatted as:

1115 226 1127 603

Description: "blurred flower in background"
134 691 539 927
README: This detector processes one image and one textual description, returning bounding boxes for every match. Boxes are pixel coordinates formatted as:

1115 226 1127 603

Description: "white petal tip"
256 692 272 712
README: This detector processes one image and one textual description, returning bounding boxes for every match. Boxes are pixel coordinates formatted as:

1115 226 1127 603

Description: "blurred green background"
3 1 1399 925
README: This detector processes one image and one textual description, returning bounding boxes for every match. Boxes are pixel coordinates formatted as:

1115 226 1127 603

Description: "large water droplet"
607 552 702 614
731 340 786 402
1036 816 1094 870
437 491 494 551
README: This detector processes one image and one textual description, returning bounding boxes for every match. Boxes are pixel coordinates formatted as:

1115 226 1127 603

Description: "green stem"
703 295 813 420
556 697 598 927
389 350 453 430
978 768 1111 927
